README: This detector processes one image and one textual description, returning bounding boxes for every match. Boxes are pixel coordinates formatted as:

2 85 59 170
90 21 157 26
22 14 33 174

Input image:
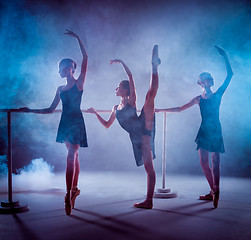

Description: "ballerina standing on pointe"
20 30 88 215
156 46 233 208
87 45 161 209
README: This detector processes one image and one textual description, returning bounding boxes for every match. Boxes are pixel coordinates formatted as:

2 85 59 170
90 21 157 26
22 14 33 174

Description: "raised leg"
143 45 160 130
134 46 160 209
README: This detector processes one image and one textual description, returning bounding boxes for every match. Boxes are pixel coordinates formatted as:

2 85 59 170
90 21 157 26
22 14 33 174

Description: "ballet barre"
0 109 177 213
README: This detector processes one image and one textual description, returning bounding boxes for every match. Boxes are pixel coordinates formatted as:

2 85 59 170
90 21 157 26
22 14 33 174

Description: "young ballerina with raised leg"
156 46 233 208
87 45 160 209
20 30 88 215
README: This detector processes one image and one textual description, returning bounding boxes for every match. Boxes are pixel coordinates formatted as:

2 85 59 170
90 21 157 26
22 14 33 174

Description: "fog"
0 157 56 192
0 0 250 177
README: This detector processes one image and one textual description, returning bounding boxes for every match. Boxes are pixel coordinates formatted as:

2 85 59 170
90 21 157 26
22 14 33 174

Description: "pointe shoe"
71 188 80 209
213 188 220 208
199 191 213 201
152 45 161 66
65 192 72 215
134 199 153 209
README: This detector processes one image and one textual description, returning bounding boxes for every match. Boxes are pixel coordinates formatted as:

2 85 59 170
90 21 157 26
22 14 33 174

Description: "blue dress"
116 104 156 166
56 84 88 147
195 88 225 153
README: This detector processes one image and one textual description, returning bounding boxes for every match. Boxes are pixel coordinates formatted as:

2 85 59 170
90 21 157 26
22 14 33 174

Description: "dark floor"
0 172 251 240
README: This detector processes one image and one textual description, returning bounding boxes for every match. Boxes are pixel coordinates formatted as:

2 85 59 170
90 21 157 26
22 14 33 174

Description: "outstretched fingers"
64 29 79 38
215 45 226 57
110 59 122 65
86 108 97 114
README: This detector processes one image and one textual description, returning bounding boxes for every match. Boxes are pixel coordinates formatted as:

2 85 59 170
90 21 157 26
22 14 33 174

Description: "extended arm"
64 29 88 90
20 87 61 114
110 59 136 106
215 46 233 93
86 106 116 129
155 96 200 113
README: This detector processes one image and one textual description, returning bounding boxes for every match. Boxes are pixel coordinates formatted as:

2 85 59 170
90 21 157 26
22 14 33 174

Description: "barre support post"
154 112 177 198
7 111 13 203
0 111 29 213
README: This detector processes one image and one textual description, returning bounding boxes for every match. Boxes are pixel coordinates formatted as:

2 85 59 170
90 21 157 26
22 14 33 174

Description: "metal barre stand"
154 113 177 198
0 109 29 213
0 109 177 213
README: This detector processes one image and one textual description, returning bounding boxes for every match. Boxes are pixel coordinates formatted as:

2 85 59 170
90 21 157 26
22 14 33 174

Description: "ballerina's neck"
66 76 76 84
121 96 129 104
202 88 214 99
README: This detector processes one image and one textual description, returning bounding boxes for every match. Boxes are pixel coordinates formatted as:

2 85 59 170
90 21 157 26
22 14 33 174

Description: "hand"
64 29 79 39
86 108 97 114
215 45 226 57
19 107 31 112
110 59 123 65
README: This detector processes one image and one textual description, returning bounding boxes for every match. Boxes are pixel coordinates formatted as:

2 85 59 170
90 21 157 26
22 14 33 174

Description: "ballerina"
87 45 161 209
20 30 88 215
156 46 233 208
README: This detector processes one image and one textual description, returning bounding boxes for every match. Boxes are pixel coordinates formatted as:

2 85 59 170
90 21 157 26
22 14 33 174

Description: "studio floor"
0 172 251 240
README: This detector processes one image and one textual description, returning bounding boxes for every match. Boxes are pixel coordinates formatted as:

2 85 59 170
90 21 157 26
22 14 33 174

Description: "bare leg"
65 142 79 215
212 152 220 208
134 136 156 209
143 45 160 130
134 45 160 209
73 152 80 189
66 143 79 191
198 148 214 190
72 152 81 209
211 152 220 189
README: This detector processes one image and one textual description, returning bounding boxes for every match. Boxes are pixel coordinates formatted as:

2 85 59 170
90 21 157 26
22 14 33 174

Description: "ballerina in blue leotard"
21 30 88 215
156 46 233 208
87 45 160 209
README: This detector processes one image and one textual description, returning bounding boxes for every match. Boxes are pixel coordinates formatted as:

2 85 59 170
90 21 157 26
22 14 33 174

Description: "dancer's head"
58 58 77 78
116 80 130 97
197 72 214 88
